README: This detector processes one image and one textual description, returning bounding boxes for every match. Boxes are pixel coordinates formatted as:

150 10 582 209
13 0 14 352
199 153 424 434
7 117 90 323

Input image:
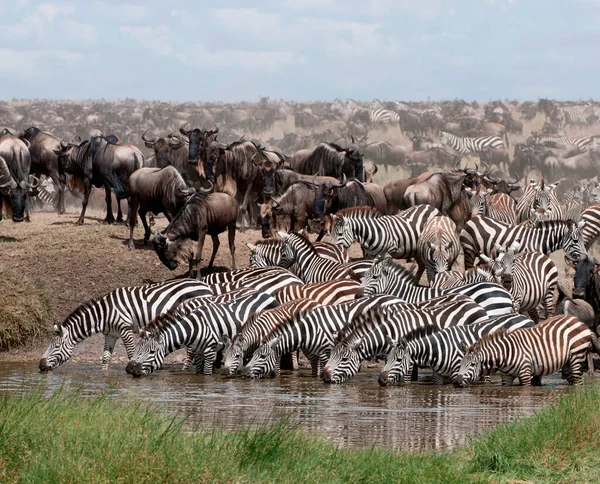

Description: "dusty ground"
0 204 364 365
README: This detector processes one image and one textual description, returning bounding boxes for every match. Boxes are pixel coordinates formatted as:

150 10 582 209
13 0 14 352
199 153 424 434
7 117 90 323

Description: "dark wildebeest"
0 130 39 222
288 142 365 181
383 171 436 214
127 166 196 249
141 128 202 190
404 148 461 177
404 171 470 230
411 135 442 152
572 254 600 323
54 135 144 225
152 186 238 278
252 143 287 199
363 140 408 174
178 122 219 167
21 126 66 214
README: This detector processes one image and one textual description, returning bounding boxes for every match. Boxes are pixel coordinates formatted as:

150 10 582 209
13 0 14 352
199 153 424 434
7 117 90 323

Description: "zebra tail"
591 333 600 356
105 172 129 198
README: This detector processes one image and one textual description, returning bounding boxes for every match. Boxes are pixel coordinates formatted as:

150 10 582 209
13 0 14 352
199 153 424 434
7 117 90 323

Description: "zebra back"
275 279 361 305
210 271 302 296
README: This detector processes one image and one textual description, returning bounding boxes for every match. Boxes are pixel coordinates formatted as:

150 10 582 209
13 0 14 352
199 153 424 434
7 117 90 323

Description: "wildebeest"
383 171 436 215
363 140 408 173
54 135 144 225
411 135 442 152
127 166 195 249
250 143 286 198
152 185 238 278
288 142 365 181
178 122 219 165
404 148 461 177
0 130 39 222
141 128 202 190
572 254 600 326
21 126 66 213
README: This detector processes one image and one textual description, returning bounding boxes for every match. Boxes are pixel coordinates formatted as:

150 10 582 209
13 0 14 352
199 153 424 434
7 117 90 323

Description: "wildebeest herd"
3 97 600 388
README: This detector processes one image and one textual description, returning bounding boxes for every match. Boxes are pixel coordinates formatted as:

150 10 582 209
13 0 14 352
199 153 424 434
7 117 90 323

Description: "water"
0 361 572 452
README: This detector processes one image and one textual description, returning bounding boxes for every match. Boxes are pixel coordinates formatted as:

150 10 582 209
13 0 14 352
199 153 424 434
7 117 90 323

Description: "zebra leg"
202 347 217 375
531 375 543 386
193 352 204 373
182 347 195 371
101 334 119 369
411 365 419 382
543 287 556 319
588 352 594 377
501 375 516 386
121 328 136 360
309 355 320 377
432 371 447 385
292 350 299 371
273 358 281 378
517 363 533 385
527 308 540 324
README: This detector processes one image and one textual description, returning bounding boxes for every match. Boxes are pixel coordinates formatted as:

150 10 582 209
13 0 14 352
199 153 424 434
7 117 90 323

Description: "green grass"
1 383 599 483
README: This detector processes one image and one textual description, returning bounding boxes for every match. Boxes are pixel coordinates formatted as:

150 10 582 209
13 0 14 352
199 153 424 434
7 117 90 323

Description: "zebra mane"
467 329 508 352
337 305 391 344
262 303 320 343
254 238 283 248
145 307 186 335
380 258 415 284
287 231 319 255
336 206 382 218
60 295 107 329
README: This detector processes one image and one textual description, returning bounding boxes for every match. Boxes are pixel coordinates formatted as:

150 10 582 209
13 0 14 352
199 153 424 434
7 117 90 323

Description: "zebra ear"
140 329 149 339
54 324 65 337
399 338 408 351
221 334 231 348
479 253 492 263
332 331 341 343
509 240 522 253
269 337 281 349
459 342 469 353
246 243 257 251
349 337 363 351
577 220 585 230
277 231 289 240
385 335 398 347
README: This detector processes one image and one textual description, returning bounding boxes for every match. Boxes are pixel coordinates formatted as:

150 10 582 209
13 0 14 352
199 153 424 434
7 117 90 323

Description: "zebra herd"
40 193 600 389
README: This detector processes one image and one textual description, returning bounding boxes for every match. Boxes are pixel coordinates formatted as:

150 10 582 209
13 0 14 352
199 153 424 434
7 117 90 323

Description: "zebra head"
39 324 75 373
247 243 271 268
322 338 363 384
358 255 392 298
563 220 586 264
242 338 280 379
330 214 354 248
453 343 482 387
277 231 296 269
492 240 521 286
439 131 450 146
379 337 411 386
466 186 493 218
429 238 454 274
126 329 165 377
221 335 244 376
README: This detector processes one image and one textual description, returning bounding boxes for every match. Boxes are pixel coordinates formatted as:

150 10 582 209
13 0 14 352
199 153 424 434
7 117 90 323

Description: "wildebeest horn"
141 128 156 144
167 134 183 148
212 122 219 134
331 174 347 189
270 199 281 209
179 186 195 196
351 135 356 144
24 175 40 188
198 181 213 194
179 122 192 137
60 138 68 149
369 163 378 176
0 178 16 189
20 137 30 148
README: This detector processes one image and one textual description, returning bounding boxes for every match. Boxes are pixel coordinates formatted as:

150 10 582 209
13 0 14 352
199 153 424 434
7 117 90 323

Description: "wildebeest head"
345 147 365 181
142 129 186 168
313 175 347 222
152 231 193 271
573 254 600 299
259 202 273 238
0 154 39 222
179 122 218 164
204 142 228 182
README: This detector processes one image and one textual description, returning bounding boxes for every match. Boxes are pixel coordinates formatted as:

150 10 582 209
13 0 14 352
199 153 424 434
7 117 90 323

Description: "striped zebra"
358 255 514 317
126 290 279 376
416 215 460 283
531 135 595 153
460 216 585 269
200 266 291 285
379 314 534 385
39 278 211 372
221 298 320 376
277 231 358 283
515 179 563 224
455 315 600 386
466 187 516 225
209 270 302 296
330 204 440 260
369 108 400 126
560 104 595 127
488 243 559 322
430 266 494 290
322 296 488 384
243 294 468 379
439 131 504 155
580 204 600 249
247 238 349 269
275 279 361 305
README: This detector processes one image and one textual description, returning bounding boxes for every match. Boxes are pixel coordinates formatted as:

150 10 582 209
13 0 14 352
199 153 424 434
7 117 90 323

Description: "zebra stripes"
330 204 440 260
277 231 357 283
369 108 400 126
455 315 599 386
275 279 361 305
531 135 595 153
126 290 279 376
209 270 302 296
515 179 563 224
379 314 534 385
416 215 460 282
200 266 291 286
467 188 516 225
460 216 585 269
359 255 514 317
322 295 488 384
247 238 349 269
222 298 320 376
581 203 600 249
430 267 492 290
439 131 504 155
39 278 211 372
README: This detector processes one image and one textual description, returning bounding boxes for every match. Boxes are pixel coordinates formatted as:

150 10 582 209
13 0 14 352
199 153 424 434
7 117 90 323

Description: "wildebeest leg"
194 230 207 279
51 172 66 214
139 210 151 245
239 185 255 230
128 196 139 250
101 334 119 369
207 234 220 269
228 221 237 270
116 197 125 224
103 185 115 224
77 178 92 225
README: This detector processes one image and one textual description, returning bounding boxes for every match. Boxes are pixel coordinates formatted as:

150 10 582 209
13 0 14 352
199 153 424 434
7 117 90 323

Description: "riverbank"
1 383 598 483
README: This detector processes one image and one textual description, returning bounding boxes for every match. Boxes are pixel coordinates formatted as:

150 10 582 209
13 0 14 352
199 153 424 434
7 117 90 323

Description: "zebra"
530 135 595 153
358 255 514 317
487 243 559 322
460 216 585 269
515 179 563 224
580 203 600 249
209 270 302 296
369 108 400 126
379 313 534 386
200 266 292 286
242 294 469 379
39 278 212 372
439 131 504 156
330 204 440 260
454 315 600 387
221 298 320 377
276 231 358 283
416 215 460 283
430 266 495 290
466 187 516 225
126 290 279 377
275 279 361 305
322 296 488 384
247 238 349 269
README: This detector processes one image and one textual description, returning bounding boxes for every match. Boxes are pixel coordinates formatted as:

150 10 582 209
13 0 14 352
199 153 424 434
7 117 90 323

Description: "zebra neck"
66 297 122 342
159 318 197 355
411 341 433 368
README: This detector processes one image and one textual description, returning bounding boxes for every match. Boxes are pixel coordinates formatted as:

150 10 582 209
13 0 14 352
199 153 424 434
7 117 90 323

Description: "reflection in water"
0 362 575 452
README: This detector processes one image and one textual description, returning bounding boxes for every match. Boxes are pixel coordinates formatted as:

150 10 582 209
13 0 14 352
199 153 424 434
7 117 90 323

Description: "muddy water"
0 361 572 452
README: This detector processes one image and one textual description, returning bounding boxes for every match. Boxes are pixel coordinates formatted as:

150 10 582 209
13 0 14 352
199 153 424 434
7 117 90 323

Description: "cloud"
39 2 75 21
120 25 172 56
177 46 304 72
0 47 81 75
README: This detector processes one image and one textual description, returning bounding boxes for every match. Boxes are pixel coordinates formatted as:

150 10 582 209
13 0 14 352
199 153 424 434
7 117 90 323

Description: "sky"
0 0 598 102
